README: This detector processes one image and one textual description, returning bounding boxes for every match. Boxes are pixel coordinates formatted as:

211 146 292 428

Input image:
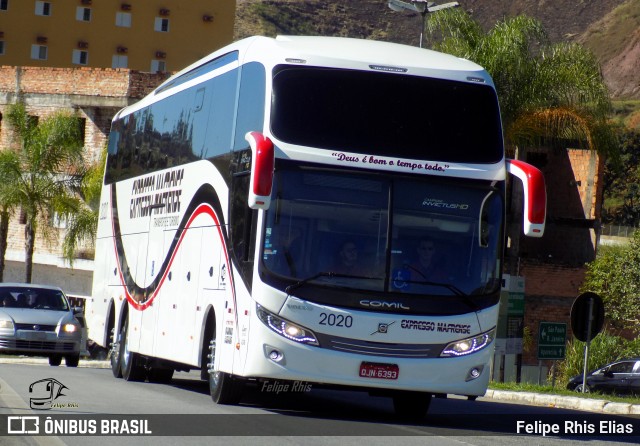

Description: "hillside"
234 0 639 100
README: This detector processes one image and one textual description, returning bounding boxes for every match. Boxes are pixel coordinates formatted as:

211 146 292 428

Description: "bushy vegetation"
582 233 640 332
555 330 640 387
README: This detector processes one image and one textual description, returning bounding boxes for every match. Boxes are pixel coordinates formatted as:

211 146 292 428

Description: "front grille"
315 333 445 358
15 323 57 331
0 339 76 351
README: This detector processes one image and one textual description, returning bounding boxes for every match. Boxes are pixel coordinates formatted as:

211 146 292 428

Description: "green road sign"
538 322 567 360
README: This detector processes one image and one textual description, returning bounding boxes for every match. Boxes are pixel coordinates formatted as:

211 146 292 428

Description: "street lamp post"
387 0 460 48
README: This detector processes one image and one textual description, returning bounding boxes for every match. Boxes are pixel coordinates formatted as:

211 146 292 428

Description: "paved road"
3 356 639 415
1 358 639 445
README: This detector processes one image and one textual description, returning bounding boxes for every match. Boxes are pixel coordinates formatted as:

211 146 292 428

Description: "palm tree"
425 10 617 156
0 102 85 283
61 147 106 265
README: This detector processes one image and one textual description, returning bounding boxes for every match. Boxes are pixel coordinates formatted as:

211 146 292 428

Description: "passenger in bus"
407 238 448 282
331 241 365 275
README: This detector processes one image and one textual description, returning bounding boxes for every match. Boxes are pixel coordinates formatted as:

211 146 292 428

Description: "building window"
35 1 51 16
31 44 47 60
154 17 169 32
72 49 88 65
151 60 166 73
51 212 67 229
76 6 91 21
112 54 128 68
18 207 27 225
1 0 8 11
116 11 131 27
0 41 4 55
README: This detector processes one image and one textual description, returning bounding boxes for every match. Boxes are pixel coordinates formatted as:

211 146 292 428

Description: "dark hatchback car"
567 358 640 395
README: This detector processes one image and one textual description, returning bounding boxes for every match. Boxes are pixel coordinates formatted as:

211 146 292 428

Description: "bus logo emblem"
371 321 395 336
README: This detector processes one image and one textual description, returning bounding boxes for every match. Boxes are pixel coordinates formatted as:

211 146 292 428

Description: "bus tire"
392 391 432 420
120 316 145 382
111 325 123 378
206 329 244 404
49 355 62 366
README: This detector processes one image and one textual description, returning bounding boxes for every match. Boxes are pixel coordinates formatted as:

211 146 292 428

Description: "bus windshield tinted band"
271 65 503 164
261 166 504 308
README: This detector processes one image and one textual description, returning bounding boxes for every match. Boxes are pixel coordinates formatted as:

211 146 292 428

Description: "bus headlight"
257 305 318 346
440 328 495 357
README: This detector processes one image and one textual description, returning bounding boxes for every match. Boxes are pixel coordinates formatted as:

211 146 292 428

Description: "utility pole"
387 0 460 48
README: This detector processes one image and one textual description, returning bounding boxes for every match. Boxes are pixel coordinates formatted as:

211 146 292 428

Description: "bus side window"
230 152 257 285
233 62 266 150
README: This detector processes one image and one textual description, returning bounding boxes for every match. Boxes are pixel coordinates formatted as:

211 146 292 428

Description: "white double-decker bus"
87 35 546 417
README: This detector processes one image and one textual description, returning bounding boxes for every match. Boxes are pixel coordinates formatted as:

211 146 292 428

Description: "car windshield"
260 167 504 299
0 287 69 311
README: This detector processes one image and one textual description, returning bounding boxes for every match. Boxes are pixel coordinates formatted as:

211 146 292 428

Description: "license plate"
359 362 399 380
23 331 47 341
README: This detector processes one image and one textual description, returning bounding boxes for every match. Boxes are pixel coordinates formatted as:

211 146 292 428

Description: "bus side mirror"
245 131 275 210
506 159 546 238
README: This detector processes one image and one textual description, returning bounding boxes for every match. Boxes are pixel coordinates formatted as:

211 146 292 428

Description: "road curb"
484 388 640 414
0 356 110 368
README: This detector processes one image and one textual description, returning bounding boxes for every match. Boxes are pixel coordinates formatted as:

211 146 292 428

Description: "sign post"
537 322 567 385
570 292 605 393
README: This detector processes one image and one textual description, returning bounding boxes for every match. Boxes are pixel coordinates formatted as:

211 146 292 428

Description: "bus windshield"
271 65 503 164
261 167 504 299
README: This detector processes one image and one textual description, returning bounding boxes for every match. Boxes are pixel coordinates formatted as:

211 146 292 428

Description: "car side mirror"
73 306 84 315
603 370 614 378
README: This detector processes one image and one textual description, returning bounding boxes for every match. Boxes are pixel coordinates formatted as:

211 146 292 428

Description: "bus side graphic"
109 182 237 317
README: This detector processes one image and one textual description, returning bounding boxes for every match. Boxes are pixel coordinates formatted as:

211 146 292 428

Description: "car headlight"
257 305 318 345
62 323 79 333
0 320 14 330
440 328 495 357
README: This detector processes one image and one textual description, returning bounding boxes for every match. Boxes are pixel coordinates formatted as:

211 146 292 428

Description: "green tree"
582 234 640 332
602 128 640 225
425 10 617 156
0 150 21 281
0 102 85 283
61 148 106 265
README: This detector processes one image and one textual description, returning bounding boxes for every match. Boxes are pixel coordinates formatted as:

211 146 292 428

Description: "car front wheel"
65 354 80 367
575 384 591 393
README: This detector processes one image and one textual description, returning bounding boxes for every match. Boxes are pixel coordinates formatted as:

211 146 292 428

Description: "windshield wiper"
285 271 381 295
398 279 478 311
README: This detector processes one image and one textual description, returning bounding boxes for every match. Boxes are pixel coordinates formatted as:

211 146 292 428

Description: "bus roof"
154 35 490 93
118 36 493 121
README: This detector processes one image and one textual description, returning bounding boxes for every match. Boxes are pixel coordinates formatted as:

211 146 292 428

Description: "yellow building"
0 0 236 72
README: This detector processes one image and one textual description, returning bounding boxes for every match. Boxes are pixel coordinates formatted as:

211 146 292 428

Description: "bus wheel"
120 316 145 382
206 331 244 404
49 355 62 366
392 391 432 420
111 326 123 378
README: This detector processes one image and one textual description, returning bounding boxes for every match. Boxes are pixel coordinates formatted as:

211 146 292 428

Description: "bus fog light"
263 345 286 364
466 365 484 381
440 328 495 357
